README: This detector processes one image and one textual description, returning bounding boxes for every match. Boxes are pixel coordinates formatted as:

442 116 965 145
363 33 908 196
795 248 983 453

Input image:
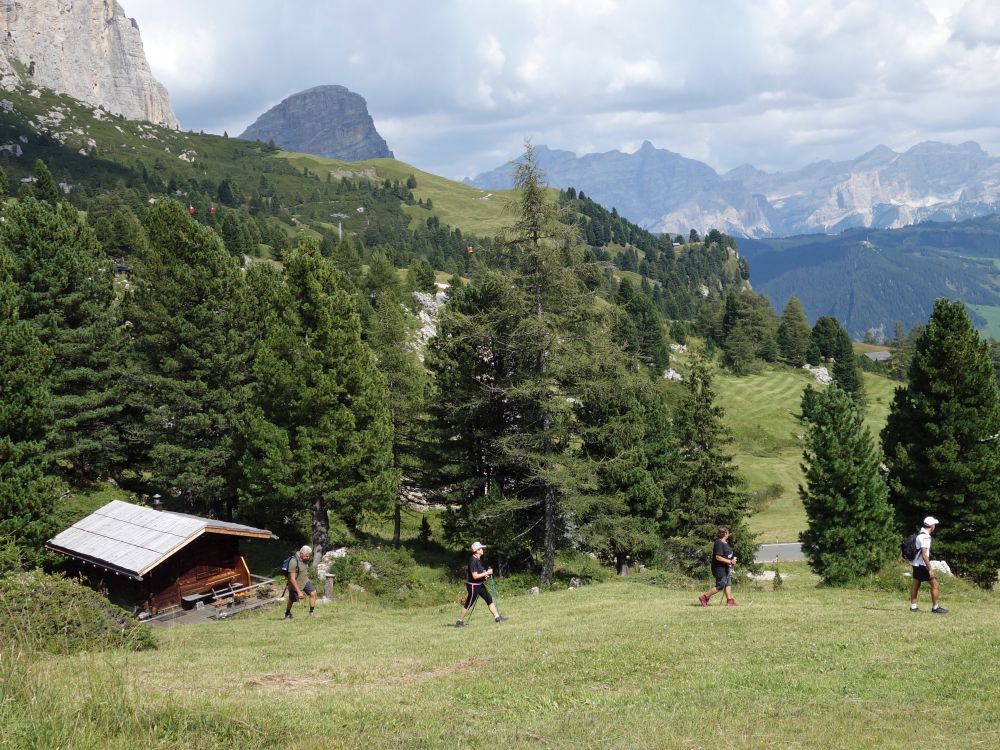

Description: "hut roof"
46 500 275 580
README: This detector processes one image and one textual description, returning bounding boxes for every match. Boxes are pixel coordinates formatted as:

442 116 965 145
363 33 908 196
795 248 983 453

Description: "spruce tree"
882 299 1000 587
32 159 61 205
799 385 896 584
241 242 395 553
1 199 122 480
663 356 756 574
121 201 250 518
811 316 843 360
778 296 812 366
0 248 58 563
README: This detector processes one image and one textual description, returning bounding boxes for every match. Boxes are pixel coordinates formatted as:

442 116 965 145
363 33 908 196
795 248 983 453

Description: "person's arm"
290 560 305 595
922 546 934 578
474 566 493 581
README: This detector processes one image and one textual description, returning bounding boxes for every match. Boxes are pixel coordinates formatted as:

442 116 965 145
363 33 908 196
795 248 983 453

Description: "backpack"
280 554 296 576
901 533 920 562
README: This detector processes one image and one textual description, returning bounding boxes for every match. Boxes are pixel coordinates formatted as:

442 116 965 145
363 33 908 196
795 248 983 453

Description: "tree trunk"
541 487 555 586
616 553 629 577
392 500 401 549
311 496 329 561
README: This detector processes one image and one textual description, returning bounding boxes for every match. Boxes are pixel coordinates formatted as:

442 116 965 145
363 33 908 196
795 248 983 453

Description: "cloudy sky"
124 0 1000 180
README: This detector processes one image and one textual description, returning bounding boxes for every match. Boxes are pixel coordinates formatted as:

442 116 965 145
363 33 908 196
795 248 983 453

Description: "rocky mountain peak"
0 0 178 128
239 85 393 161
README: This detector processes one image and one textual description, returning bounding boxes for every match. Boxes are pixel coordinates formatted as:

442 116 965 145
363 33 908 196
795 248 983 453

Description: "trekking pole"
489 574 502 616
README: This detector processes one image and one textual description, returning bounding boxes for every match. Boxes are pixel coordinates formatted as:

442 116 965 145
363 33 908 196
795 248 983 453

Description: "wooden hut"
46 500 277 617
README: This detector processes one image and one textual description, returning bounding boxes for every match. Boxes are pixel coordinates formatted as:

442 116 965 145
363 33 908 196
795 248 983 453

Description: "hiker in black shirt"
455 541 507 626
698 526 738 607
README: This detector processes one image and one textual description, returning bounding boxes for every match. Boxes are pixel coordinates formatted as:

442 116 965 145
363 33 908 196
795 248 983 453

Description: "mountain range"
468 141 1000 239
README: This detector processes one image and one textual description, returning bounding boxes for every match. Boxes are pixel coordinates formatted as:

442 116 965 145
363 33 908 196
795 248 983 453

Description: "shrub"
0 571 156 654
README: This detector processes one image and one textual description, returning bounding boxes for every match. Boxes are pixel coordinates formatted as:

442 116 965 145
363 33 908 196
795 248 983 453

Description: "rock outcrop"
0 0 178 128
240 85 392 161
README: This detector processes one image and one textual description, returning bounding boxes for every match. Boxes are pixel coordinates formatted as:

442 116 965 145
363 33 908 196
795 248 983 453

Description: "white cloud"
121 0 1000 179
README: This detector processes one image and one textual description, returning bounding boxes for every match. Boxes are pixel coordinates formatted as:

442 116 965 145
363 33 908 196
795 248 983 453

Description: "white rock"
663 368 683 381
0 143 22 157
348 583 367 593
670 343 688 353
529 586 540 595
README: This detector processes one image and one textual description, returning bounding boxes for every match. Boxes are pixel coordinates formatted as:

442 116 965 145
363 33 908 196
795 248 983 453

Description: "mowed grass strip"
5 579 998 749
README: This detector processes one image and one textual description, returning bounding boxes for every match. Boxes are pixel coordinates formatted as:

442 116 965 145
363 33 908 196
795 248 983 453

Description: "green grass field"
4 570 997 750
279 153 553 238
711 364 900 543
968 303 1000 339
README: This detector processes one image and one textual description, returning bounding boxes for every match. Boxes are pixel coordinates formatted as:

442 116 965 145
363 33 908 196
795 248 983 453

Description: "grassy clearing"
3 574 997 749
279 153 538 237
968 303 1000 339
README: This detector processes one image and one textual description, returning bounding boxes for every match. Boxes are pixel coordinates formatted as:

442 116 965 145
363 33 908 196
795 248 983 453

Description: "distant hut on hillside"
46 500 277 621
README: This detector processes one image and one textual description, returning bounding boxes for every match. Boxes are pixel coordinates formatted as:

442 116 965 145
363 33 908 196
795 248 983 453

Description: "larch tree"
882 299 1000 588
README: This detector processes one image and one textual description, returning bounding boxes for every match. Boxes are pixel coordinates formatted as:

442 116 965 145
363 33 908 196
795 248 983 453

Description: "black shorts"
713 571 732 589
289 580 315 602
463 581 493 608
912 566 931 582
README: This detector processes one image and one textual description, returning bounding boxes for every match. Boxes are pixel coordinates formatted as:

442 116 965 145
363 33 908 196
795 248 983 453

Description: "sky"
123 0 1000 181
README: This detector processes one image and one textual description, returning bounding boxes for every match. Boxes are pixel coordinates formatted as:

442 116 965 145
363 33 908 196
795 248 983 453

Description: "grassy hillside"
702 359 899 543
4 569 997 749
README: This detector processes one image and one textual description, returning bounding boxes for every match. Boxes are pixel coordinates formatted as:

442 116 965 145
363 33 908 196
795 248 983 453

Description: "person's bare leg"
910 579 921 606
703 586 719 601
488 602 500 618
724 584 733 600
930 578 940 607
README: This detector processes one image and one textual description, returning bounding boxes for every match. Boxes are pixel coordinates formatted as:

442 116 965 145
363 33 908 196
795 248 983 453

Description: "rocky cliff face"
0 0 177 128
240 85 393 161
470 141 1000 239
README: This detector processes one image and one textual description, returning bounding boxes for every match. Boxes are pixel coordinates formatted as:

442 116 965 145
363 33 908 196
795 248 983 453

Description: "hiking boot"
910 606 920 613
284 611 292 620
495 615 508 623
455 620 465 628
725 599 737 607
698 594 709 608
308 610 317 618
931 606 949 615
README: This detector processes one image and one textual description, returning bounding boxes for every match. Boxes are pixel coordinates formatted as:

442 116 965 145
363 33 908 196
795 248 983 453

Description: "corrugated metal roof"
46 500 275 580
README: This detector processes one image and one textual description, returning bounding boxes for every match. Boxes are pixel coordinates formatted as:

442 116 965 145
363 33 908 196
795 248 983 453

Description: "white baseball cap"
470 541 486 552
923 516 940 528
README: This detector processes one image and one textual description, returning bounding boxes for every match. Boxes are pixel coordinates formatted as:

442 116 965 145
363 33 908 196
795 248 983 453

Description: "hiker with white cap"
284 545 317 619
455 541 507 627
910 516 947 614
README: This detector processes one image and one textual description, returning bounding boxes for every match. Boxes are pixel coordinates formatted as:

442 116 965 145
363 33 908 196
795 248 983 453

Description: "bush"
0 571 156 654
748 483 783 513
629 565 700 590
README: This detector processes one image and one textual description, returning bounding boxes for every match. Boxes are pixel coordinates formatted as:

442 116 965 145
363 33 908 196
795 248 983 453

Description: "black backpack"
901 533 920 561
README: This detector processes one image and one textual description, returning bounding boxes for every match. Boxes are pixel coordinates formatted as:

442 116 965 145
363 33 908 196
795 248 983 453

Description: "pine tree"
1 199 122 480
664 356 756 574
32 160 61 204
367 289 429 547
799 386 896 584
882 299 1000 587
778 297 812 366
241 242 395 553
831 324 864 402
120 201 250 518
575 373 674 575
0 247 58 564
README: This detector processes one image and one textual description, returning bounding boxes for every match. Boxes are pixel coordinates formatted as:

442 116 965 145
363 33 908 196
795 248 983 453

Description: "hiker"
699 526 738 607
284 545 317 619
910 516 947 614
455 541 506 627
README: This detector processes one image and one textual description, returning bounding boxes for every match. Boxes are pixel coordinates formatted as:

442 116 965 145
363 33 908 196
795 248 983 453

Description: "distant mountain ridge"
468 141 1000 239
240 85 393 161
0 0 178 128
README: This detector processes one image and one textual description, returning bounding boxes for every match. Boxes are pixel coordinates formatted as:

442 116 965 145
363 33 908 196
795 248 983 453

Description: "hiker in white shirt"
910 516 947 614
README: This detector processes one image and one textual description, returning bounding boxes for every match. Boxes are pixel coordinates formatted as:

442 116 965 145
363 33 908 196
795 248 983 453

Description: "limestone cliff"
0 0 178 128
240 85 392 161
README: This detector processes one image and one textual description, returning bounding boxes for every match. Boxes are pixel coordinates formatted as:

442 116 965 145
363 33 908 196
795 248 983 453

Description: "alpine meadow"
3 2 1000 749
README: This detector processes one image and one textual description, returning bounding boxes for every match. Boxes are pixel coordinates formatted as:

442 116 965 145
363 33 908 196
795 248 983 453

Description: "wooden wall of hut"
146 534 250 613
